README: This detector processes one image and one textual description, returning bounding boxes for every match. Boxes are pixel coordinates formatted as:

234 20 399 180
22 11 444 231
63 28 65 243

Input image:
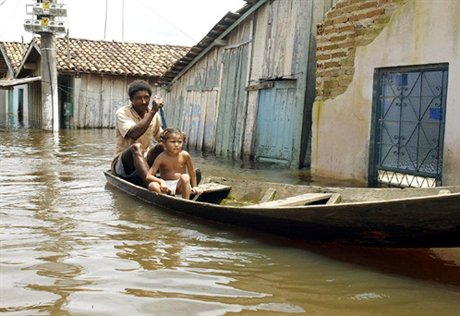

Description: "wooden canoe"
104 170 460 248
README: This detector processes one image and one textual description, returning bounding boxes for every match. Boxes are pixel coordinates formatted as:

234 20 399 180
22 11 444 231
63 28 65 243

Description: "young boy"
147 127 203 199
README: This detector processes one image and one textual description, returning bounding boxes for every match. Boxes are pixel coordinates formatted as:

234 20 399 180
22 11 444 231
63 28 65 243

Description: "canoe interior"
204 176 460 205
104 171 460 247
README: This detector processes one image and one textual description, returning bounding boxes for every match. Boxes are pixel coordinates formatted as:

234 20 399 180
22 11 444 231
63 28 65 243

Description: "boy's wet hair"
128 80 152 100
160 127 187 142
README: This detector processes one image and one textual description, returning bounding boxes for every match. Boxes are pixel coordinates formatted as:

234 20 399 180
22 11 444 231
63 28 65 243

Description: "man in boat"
111 79 165 186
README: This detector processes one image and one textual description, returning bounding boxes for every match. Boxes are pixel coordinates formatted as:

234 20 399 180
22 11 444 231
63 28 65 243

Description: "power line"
0 0 21 39
104 0 108 40
133 0 197 43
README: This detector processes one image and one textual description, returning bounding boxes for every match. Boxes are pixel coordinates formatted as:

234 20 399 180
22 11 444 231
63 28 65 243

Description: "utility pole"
24 0 67 132
41 25 59 132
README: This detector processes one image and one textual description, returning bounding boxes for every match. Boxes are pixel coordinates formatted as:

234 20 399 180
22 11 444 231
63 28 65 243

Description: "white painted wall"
311 0 460 185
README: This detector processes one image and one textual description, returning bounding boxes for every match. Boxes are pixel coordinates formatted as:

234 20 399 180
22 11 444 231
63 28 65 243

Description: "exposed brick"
350 13 366 22
324 44 339 50
324 27 339 34
332 51 348 58
330 70 344 77
360 1 378 10
331 35 348 42
317 70 331 77
327 9 344 20
351 0 369 4
324 61 341 68
366 8 386 18
343 4 360 13
333 16 350 24
325 80 339 88
317 0 410 100
338 25 355 33
336 0 351 9
317 54 332 60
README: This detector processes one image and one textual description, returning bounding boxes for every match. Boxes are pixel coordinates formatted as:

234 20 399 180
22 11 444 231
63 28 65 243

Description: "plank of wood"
246 193 332 208
326 193 342 205
198 182 232 194
260 188 277 203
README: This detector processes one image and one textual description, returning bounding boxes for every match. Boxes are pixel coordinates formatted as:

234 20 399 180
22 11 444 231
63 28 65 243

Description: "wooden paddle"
155 95 167 128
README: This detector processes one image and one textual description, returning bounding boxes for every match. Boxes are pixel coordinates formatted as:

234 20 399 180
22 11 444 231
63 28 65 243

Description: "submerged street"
1 128 460 315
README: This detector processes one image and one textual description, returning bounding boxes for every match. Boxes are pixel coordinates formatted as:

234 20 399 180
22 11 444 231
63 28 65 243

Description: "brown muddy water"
1 128 460 315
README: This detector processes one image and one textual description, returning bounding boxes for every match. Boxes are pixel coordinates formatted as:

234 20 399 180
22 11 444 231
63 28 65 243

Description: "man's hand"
152 95 164 113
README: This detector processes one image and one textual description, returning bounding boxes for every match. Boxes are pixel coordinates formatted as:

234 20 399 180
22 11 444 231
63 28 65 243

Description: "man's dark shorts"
113 154 138 179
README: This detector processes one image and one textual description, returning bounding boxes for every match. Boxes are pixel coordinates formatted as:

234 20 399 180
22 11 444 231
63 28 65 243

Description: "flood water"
1 128 460 315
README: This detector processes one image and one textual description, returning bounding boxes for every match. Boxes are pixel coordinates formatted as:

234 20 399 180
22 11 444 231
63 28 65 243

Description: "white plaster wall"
311 0 460 185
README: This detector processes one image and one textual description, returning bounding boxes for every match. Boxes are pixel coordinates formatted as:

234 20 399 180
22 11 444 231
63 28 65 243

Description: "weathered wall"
73 74 157 128
164 0 338 167
311 0 460 185
161 43 225 152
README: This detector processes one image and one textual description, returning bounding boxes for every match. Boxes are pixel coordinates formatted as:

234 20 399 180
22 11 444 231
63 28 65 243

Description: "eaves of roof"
0 76 41 89
14 37 191 79
0 41 28 78
159 0 266 86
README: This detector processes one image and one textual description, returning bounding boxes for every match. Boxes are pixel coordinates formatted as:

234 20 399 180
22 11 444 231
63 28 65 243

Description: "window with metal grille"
369 64 448 188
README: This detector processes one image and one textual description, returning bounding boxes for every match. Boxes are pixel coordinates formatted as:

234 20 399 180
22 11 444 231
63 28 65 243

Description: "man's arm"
126 110 157 140
126 96 163 140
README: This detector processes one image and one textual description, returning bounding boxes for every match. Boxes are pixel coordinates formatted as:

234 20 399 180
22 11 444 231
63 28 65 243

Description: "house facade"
312 0 460 186
0 42 31 128
159 0 339 168
4 0 457 186
4 37 189 129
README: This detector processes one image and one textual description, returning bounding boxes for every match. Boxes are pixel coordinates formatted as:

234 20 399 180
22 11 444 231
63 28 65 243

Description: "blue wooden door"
255 80 296 162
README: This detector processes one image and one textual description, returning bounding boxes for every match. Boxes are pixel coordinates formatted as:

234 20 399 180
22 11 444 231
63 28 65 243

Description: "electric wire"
0 0 21 39
104 0 108 40
133 0 197 43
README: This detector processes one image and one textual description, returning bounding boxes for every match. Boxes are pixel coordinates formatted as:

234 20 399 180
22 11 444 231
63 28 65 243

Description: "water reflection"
1 129 460 315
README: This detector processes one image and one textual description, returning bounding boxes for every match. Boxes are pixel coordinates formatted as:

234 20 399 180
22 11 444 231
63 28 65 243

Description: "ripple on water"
1 129 460 315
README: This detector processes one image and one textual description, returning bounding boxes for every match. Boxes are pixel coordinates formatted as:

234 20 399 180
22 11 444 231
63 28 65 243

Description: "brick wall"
316 0 408 100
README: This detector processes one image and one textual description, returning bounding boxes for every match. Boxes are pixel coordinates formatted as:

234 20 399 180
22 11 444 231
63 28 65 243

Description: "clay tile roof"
32 37 190 78
0 41 29 78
